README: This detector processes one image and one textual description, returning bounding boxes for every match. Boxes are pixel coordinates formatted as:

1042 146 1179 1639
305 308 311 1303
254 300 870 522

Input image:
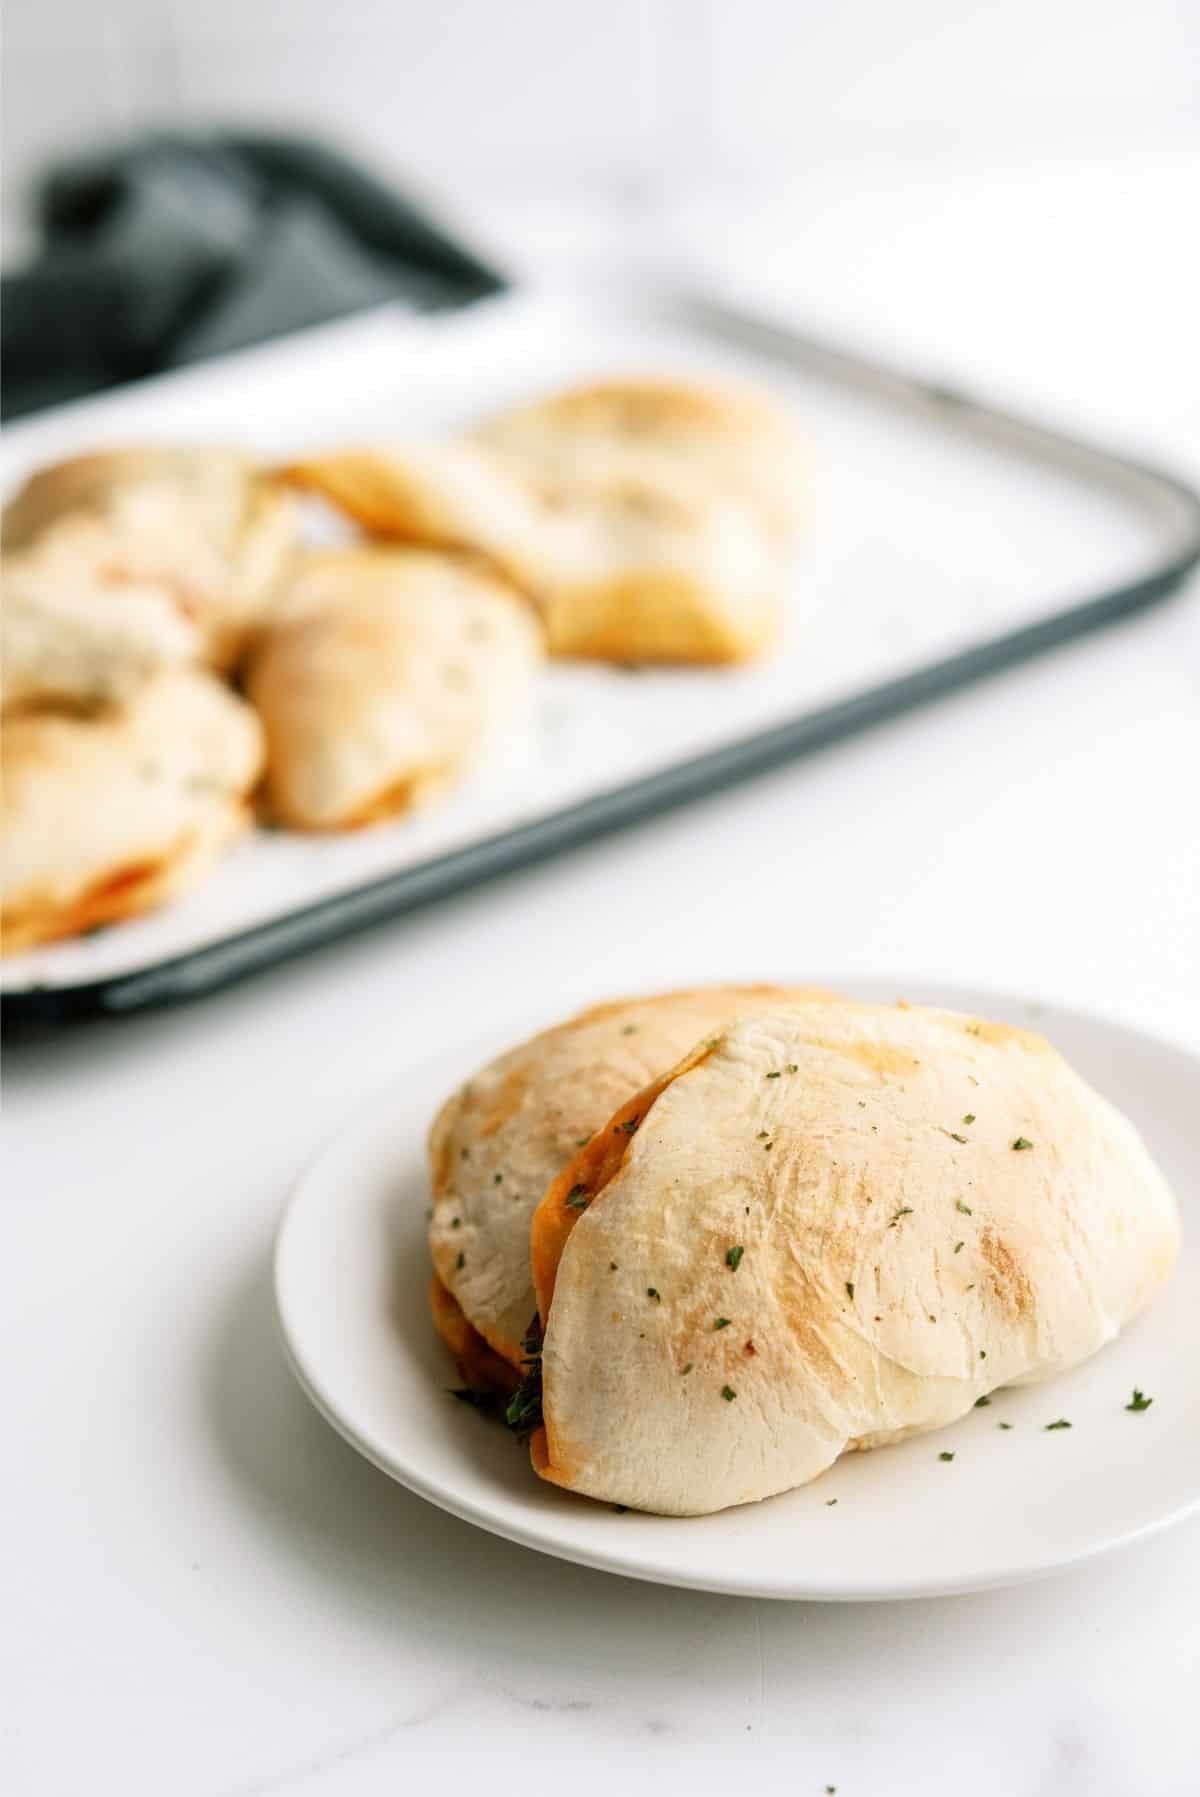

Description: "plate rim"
273 974 1200 1601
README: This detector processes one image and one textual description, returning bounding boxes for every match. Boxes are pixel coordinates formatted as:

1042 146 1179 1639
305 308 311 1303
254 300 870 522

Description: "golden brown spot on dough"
334 766 451 830
282 455 423 537
771 1258 848 1392
548 566 777 664
817 1039 922 1077
530 1425 552 1476
569 995 647 1029
964 1018 1053 1053
980 1229 1035 1319
530 1418 585 1490
569 984 839 1036
3 694 101 723
429 1128 458 1201
477 1064 532 1139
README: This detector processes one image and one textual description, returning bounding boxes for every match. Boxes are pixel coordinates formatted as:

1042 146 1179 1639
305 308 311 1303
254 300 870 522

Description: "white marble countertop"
5 151 1200 1796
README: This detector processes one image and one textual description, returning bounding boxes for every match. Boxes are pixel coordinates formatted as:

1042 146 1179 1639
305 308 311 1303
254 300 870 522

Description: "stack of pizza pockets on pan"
1 448 292 951
429 988 1180 1516
1 448 547 951
2 375 806 954
264 374 806 833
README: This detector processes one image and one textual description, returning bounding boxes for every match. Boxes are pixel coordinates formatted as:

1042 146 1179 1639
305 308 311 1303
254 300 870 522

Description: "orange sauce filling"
529 1035 718 1323
429 1274 520 1400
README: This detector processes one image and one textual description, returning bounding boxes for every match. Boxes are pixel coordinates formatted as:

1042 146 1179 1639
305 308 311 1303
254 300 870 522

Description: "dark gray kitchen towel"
2 134 505 419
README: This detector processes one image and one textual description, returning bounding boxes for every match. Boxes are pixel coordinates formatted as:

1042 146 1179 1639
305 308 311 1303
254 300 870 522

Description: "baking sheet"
4 284 1199 1018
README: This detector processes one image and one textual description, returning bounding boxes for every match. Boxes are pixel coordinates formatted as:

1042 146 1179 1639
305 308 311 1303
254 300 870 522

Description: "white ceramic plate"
274 978 1200 1601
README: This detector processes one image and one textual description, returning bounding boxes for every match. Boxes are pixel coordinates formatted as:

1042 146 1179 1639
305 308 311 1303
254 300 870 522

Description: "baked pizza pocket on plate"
526 1000 1180 1514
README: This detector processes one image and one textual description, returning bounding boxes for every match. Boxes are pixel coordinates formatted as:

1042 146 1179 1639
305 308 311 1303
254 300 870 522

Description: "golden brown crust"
287 443 785 666
1 670 263 954
537 566 777 664
4 446 260 548
3 447 300 684
2 523 202 713
473 375 808 539
284 451 452 541
282 371 804 667
4 450 169 547
246 547 541 831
